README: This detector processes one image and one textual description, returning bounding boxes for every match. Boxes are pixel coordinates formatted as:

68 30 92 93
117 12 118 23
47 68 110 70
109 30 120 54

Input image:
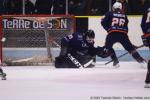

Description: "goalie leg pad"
55 56 78 68
55 56 69 68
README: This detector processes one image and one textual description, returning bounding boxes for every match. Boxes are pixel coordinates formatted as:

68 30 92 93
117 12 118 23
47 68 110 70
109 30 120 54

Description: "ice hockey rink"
0 62 150 100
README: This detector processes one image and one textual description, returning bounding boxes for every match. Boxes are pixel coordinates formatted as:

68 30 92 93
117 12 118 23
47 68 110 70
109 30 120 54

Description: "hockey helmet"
113 2 122 10
85 29 95 38
85 29 95 43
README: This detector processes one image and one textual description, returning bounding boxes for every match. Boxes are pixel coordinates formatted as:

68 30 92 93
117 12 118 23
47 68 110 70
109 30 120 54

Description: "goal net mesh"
1 15 75 66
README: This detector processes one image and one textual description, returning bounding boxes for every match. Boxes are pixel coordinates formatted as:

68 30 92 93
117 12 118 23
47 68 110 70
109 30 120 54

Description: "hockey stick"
104 44 145 65
67 53 93 68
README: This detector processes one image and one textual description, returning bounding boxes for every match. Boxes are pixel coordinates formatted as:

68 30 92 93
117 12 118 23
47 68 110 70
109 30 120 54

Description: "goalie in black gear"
55 30 97 68
141 7 150 88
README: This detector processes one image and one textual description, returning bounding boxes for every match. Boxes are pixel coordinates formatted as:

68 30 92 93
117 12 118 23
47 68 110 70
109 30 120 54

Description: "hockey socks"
110 51 120 67
145 61 150 83
131 51 145 63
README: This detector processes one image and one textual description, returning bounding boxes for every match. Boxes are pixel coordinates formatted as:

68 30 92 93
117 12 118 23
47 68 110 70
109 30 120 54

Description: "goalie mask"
85 29 95 43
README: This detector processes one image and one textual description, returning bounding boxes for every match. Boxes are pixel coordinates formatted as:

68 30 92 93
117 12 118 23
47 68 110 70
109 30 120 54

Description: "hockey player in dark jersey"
55 29 97 68
101 2 146 67
141 8 150 88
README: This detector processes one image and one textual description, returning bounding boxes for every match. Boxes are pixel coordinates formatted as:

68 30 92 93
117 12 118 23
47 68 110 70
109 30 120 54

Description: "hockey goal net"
1 15 75 66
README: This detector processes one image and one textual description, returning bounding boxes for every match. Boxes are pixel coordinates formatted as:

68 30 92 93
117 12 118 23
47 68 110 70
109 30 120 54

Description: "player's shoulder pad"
67 34 73 39
73 32 83 37
102 11 113 20
76 32 84 40
106 11 113 16
63 34 73 42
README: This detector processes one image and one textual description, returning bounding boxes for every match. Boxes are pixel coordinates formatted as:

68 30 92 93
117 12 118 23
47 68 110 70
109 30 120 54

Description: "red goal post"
1 15 75 66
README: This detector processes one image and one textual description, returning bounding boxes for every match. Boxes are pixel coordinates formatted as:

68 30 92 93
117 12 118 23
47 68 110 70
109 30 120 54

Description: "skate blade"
140 61 147 69
144 83 150 88
112 64 120 68
1 77 7 80
0 73 7 80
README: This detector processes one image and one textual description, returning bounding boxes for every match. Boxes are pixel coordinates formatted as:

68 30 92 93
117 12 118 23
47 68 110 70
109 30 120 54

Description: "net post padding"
2 15 75 66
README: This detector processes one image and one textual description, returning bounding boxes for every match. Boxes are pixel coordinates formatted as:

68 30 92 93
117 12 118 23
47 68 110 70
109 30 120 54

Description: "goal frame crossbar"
1 14 76 66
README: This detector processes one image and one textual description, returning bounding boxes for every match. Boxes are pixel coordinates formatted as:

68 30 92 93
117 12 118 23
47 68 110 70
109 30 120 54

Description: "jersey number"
146 12 150 23
112 18 125 27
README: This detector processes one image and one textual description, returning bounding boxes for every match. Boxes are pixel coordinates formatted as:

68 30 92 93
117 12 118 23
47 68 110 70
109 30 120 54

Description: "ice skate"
113 60 120 68
85 62 95 68
0 73 7 80
144 70 150 88
139 60 147 69
144 83 150 88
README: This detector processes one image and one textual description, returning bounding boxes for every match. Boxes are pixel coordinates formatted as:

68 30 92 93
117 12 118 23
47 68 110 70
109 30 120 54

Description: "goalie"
55 29 119 68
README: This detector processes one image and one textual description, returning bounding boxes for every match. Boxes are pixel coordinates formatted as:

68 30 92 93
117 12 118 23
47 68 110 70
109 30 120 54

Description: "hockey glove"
96 46 109 58
141 35 150 47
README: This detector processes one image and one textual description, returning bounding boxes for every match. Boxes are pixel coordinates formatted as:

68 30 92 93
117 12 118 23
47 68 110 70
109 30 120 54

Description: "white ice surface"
0 62 150 100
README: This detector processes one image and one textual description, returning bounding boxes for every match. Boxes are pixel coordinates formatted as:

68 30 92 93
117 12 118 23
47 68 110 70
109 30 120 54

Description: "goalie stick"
67 53 94 68
104 44 145 65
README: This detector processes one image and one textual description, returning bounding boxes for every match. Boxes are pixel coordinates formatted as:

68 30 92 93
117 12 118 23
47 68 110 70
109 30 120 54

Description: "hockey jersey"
141 8 150 36
62 32 95 56
101 11 128 34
